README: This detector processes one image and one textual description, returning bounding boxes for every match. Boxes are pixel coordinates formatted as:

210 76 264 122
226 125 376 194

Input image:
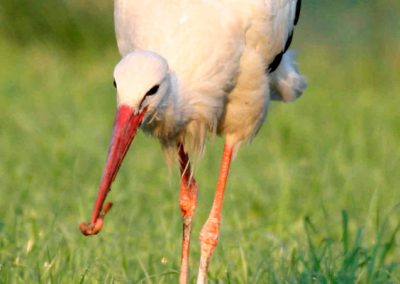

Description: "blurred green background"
1 1 399 283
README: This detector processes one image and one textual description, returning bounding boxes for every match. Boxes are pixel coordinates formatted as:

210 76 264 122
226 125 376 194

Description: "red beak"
80 104 146 236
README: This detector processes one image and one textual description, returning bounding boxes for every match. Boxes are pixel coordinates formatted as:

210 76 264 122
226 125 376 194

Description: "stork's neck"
142 72 186 139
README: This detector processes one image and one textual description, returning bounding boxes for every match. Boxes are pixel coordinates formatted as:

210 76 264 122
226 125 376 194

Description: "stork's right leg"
196 143 234 284
178 144 198 284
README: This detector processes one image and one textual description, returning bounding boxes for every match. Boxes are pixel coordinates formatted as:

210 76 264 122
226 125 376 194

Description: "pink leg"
197 143 234 284
178 144 198 284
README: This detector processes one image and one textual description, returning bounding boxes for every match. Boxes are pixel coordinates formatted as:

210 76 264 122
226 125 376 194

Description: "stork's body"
80 1 306 283
115 0 305 151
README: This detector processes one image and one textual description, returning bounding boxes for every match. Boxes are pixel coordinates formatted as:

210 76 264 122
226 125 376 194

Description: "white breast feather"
114 0 305 158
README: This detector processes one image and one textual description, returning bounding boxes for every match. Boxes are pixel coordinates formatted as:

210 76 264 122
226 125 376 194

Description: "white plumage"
80 1 306 283
114 0 306 156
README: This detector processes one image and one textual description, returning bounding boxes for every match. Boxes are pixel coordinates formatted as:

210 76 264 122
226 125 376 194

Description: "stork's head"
114 51 170 115
80 51 171 236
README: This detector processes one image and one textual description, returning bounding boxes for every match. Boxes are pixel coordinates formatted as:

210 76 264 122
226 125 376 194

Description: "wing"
261 0 306 102
266 0 302 73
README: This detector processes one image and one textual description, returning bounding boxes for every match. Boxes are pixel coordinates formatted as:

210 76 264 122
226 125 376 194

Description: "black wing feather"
267 0 302 73
294 0 302 25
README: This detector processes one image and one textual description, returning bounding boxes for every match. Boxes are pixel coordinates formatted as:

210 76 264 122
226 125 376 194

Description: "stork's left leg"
196 142 234 284
178 144 198 284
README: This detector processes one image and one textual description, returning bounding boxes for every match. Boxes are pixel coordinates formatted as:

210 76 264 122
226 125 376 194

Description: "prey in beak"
80 105 146 236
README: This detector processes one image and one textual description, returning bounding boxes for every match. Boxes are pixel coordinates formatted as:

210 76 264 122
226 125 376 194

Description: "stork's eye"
113 79 117 88
145 85 160 96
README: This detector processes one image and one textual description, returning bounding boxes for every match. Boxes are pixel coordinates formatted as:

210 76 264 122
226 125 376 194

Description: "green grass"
1 2 400 283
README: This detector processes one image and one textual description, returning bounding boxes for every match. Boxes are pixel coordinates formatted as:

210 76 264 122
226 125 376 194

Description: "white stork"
80 0 306 283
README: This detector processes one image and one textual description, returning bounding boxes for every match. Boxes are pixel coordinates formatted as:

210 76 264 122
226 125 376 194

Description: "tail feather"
270 50 307 102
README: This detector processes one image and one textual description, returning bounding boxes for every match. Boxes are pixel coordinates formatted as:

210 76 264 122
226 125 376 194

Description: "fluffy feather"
113 0 306 160
270 51 307 102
